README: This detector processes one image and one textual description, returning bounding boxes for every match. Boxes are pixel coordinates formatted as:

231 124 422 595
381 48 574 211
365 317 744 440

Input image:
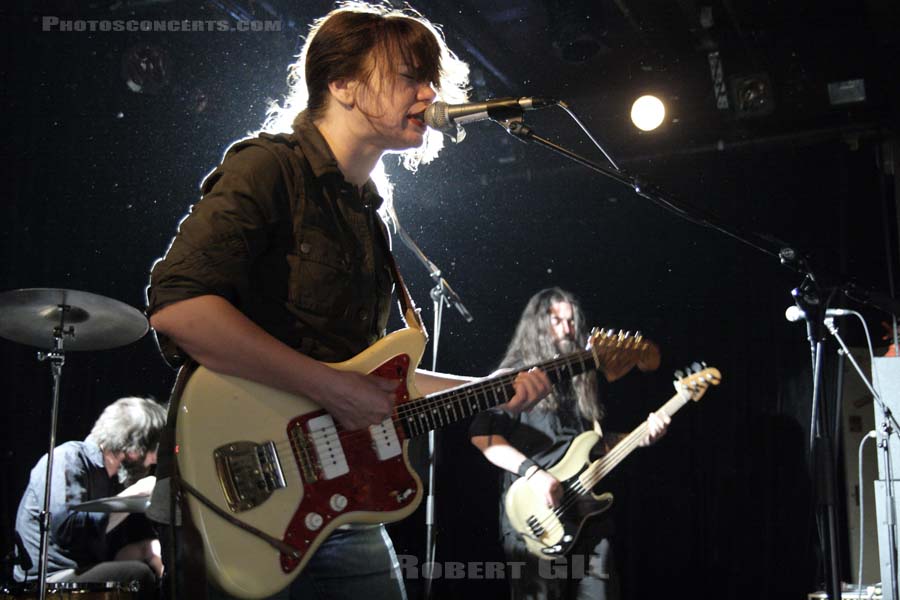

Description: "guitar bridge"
213 441 287 513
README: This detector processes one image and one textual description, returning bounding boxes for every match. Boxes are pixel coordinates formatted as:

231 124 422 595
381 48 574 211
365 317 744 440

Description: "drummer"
13 396 166 597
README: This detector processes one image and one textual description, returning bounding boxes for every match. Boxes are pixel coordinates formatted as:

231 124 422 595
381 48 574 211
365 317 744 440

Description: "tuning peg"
634 331 643 342
691 361 702 373
674 369 685 381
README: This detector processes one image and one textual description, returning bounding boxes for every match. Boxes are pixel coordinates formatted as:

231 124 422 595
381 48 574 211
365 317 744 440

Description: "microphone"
784 306 852 322
422 97 556 131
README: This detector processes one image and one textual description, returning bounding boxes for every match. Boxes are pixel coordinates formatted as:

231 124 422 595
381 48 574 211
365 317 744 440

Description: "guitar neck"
578 389 691 491
398 349 597 439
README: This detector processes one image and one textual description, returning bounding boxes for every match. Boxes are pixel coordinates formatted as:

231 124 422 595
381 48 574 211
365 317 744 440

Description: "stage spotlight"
630 95 665 131
729 73 774 117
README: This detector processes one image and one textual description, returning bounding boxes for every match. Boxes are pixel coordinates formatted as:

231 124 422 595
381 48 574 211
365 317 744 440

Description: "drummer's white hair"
87 396 167 456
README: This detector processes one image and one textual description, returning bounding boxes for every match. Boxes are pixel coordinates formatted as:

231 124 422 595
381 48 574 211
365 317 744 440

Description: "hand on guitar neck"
640 411 670 447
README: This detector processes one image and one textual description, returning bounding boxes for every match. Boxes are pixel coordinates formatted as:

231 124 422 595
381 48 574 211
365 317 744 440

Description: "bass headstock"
673 362 722 402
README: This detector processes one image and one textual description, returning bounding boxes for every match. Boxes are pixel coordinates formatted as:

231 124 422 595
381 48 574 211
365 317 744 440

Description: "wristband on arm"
517 458 538 478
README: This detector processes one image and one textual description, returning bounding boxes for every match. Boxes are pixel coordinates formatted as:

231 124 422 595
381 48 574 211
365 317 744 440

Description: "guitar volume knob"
304 512 324 531
330 494 348 512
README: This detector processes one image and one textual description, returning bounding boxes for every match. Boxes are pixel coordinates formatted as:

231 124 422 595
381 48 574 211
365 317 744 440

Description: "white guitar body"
175 327 426 599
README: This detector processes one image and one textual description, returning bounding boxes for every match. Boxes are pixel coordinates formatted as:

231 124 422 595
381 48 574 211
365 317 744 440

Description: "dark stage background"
2 1 899 599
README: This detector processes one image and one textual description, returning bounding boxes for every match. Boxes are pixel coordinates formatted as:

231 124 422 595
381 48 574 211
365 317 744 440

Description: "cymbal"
0 288 148 351
72 495 150 513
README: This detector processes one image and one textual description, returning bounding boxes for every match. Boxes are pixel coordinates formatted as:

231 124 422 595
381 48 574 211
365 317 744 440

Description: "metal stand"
35 311 74 600
385 214 472 600
792 277 843 600
826 320 900 600
0 288 148 597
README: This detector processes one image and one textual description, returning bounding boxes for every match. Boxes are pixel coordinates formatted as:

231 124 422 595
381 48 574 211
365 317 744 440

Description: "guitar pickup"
526 515 545 537
214 440 287 513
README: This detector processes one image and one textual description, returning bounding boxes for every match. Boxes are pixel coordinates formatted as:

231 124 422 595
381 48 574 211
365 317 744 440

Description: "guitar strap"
375 216 427 337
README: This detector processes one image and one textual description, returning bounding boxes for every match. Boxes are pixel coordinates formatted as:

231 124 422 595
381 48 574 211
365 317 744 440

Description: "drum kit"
0 289 151 600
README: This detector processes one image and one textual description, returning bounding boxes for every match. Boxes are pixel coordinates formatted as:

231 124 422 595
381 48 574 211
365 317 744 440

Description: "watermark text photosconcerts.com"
42 16 282 33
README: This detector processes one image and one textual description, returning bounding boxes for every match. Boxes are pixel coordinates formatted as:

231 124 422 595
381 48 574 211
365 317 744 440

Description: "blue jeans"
208 525 407 600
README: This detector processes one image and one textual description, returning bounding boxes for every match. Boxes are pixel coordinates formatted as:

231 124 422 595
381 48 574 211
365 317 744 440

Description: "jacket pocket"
286 228 353 318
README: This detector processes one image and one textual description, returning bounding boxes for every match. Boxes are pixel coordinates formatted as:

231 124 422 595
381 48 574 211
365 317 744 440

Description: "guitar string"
224 344 647 498
269 357 661 501
265 351 601 453
529 426 649 539
529 384 706 537
276 343 649 452
252 341 642 457
273 378 689 499
257 355 601 488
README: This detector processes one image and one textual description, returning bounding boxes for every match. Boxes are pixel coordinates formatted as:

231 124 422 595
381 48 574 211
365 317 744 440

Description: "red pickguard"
280 354 417 572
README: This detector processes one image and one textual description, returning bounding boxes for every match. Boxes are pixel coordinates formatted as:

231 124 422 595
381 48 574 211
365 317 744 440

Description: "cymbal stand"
35 307 74 600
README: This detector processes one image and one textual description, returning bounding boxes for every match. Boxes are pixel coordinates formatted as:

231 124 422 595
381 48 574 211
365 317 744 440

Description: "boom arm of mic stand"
391 218 474 323
432 277 473 322
494 117 802 272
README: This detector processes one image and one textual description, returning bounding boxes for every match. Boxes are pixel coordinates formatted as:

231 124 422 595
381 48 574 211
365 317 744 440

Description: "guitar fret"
474 387 484 413
418 411 431 432
402 336 658 439
478 387 490 412
578 352 591 375
453 391 465 420
405 413 418 437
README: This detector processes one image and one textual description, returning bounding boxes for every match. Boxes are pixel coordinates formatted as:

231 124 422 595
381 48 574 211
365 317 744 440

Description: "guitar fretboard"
397 349 598 438
578 390 691 491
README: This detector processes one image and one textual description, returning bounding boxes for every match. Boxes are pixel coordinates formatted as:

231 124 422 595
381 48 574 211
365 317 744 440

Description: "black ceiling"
425 0 899 151
13 0 897 157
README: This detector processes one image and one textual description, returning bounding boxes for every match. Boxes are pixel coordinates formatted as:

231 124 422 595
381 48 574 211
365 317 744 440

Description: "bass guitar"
504 365 721 558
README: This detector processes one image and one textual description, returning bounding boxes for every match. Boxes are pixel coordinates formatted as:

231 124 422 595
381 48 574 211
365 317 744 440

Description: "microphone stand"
386 213 473 600
475 109 858 600
824 318 900 600
791 277 844 600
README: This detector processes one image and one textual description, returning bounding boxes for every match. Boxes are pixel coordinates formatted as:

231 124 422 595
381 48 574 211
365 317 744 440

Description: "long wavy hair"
499 288 602 423
87 396 167 457
259 1 470 225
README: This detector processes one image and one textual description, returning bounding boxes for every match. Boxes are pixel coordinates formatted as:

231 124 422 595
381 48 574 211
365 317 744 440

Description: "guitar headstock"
587 328 660 382
673 362 722 402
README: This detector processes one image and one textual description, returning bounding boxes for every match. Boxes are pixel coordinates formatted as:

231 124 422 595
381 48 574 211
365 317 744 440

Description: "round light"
630 95 666 131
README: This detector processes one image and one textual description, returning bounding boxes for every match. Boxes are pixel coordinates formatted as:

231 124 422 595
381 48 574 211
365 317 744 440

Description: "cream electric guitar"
505 365 722 558
175 326 656 598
